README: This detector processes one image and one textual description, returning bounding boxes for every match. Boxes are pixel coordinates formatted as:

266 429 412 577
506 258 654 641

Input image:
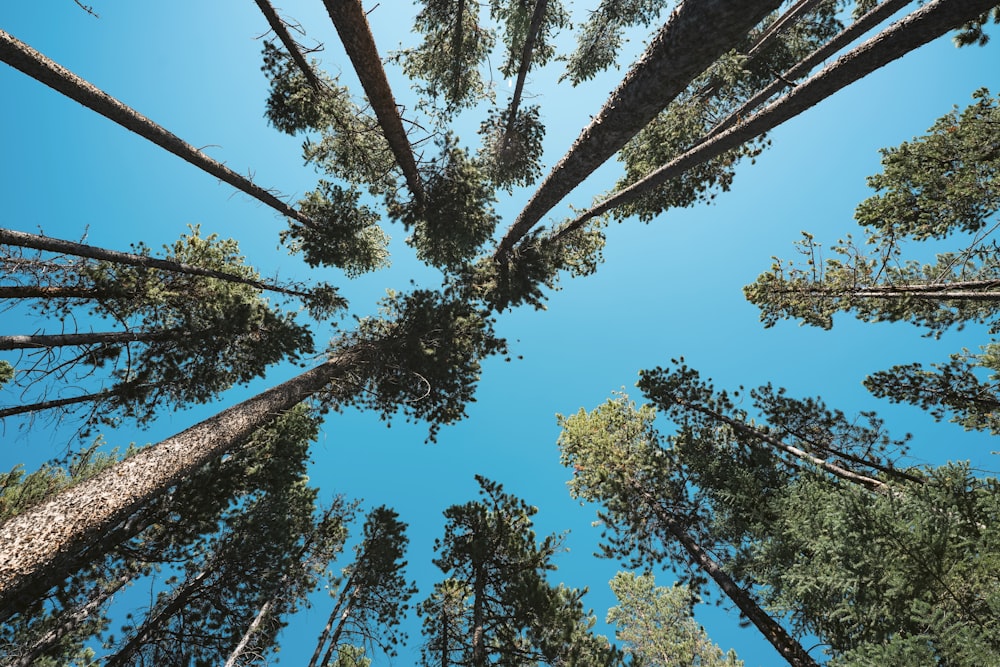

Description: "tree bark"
306 572 354 667
648 498 819 667
0 29 317 229
0 352 358 612
495 0 785 257
0 329 180 351
322 0 425 202
0 228 316 300
253 0 326 92
0 285 101 300
558 0 996 237
0 387 124 420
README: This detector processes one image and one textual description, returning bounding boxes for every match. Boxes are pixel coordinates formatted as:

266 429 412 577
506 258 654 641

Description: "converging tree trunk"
0 353 357 612
253 0 327 92
0 30 318 229
495 0 784 257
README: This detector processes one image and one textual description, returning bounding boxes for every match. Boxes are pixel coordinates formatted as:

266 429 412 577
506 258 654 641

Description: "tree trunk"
224 595 274 667
322 0 424 202
0 352 358 612
318 598 355 667
307 572 354 667
648 497 819 667
0 228 316 300
0 285 101 300
503 0 549 140
253 0 326 92
0 329 180 351
470 559 486 667
103 568 213 667
0 387 125 420
558 0 997 236
495 0 784 257
0 30 317 229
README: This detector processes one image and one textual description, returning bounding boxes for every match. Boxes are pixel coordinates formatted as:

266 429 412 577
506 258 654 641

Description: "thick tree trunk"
0 228 316 300
253 0 326 92
0 329 179 351
0 285 101 300
0 30 317 229
559 0 996 235
322 0 425 202
0 353 357 613
495 0 785 257
651 501 819 667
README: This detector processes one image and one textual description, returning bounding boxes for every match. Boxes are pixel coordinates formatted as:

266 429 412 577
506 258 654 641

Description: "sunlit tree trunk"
322 0 425 202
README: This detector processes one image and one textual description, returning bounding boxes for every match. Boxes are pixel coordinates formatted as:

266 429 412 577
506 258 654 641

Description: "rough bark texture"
560 0 995 234
495 0 784 257
0 355 354 613
651 501 820 667
0 29 317 228
322 0 425 202
0 285 100 300
253 0 326 92
0 228 314 299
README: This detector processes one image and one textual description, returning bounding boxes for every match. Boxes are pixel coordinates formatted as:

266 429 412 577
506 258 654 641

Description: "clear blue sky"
1 1 998 665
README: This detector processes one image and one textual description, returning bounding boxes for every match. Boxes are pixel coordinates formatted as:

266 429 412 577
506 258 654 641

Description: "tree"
607 571 742 667
307 506 415 667
0 227 317 429
418 475 617 667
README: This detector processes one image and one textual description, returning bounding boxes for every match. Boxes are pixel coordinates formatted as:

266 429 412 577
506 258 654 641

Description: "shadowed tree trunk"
503 0 549 141
0 352 359 613
556 0 997 237
253 0 326 92
322 0 425 202
0 30 318 229
494 0 784 258
0 228 319 300
0 330 185 351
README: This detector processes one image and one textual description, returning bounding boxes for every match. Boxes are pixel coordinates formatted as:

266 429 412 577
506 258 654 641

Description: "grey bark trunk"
0 353 356 612
496 0 785 257
504 0 549 140
322 0 425 202
253 0 326 92
0 228 315 300
0 329 180 351
0 30 317 229
0 387 124 420
649 499 820 667
559 0 996 235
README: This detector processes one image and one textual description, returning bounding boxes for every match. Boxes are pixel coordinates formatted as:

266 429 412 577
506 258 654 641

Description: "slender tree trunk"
558 0 995 237
307 572 354 667
0 30 317 229
711 0 913 137
0 329 180 351
0 387 125 420
253 0 326 92
647 498 819 667
318 598 355 667
790 288 1000 300
322 0 425 202
11 568 134 667
0 228 317 300
224 595 275 667
0 352 358 612
495 0 784 258
470 559 486 667
503 0 549 140
104 568 213 667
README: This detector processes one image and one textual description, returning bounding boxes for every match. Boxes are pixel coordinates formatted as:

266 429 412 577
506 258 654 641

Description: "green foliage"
397 0 496 113
419 475 617 667
464 221 605 311
608 571 743 666
333 289 508 441
0 360 13 388
389 138 499 272
560 0 669 85
282 181 390 276
260 40 349 135
865 342 1000 434
478 103 546 191
953 6 1000 46
856 89 1000 240
490 0 569 80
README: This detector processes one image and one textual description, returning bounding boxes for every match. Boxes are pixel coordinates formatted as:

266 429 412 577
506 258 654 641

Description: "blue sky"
1 1 998 665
